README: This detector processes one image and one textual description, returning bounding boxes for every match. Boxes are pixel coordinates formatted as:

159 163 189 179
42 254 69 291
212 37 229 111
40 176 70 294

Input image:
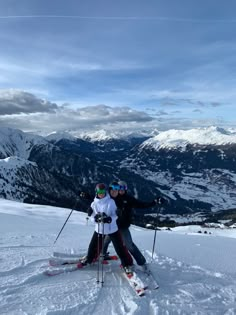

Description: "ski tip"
136 289 145 297
43 270 56 276
102 260 109 265
76 263 84 268
110 255 118 260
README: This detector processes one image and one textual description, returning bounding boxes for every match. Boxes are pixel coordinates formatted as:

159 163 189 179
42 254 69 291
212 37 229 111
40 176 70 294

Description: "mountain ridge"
1 126 236 218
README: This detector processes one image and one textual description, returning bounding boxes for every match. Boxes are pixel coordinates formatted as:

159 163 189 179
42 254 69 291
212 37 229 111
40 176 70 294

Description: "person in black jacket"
103 180 164 270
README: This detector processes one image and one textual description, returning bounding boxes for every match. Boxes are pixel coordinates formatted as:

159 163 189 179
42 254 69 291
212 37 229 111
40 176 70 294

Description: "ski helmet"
118 180 128 191
109 181 120 191
95 183 106 194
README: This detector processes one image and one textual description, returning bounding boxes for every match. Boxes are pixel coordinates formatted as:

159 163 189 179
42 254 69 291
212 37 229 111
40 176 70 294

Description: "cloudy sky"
0 0 236 134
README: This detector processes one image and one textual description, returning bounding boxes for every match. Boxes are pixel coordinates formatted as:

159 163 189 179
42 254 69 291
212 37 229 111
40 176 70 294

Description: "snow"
125 167 236 211
1 198 236 315
2 126 236 155
45 131 77 142
0 156 37 169
0 127 47 159
48 129 153 142
44 127 236 145
141 126 236 150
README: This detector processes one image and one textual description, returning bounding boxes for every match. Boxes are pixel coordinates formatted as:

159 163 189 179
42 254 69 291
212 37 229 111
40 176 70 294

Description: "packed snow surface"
0 199 236 315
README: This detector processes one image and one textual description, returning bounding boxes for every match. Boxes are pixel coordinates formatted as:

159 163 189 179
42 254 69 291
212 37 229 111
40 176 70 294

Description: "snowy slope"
0 199 236 315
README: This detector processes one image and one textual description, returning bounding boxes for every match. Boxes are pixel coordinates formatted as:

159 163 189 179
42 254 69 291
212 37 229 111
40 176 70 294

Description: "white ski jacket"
90 194 118 234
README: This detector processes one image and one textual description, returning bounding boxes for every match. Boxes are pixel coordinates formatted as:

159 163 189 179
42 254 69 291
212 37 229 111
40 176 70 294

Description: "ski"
122 269 147 297
53 251 85 258
102 255 118 261
44 262 84 276
49 255 118 267
49 257 83 266
134 267 159 290
53 251 118 260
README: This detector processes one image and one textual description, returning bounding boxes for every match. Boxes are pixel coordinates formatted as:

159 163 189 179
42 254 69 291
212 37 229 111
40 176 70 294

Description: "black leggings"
87 230 131 267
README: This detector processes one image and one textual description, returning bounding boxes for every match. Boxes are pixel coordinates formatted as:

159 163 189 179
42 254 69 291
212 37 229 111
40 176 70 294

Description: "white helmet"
118 180 128 190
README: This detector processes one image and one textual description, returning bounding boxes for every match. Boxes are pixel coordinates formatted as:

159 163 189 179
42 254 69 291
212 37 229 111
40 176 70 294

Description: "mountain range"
1 126 236 223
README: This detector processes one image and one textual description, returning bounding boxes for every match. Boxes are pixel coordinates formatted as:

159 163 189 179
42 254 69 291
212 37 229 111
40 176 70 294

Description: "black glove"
87 207 93 217
94 213 111 223
94 213 102 223
103 216 112 224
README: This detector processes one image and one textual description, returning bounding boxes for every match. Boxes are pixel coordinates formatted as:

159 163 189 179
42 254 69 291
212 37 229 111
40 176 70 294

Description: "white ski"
44 262 84 276
122 270 147 297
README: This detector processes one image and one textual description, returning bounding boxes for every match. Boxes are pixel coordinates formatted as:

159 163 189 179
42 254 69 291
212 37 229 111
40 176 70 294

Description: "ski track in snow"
1 201 236 315
1 244 236 315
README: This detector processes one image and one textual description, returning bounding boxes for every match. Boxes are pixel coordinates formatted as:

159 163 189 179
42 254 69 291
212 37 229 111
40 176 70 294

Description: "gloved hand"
103 216 112 224
94 213 102 223
94 213 112 223
87 207 93 217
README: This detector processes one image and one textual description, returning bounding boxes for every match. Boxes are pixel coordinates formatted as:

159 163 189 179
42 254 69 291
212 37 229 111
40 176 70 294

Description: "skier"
81 183 133 274
105 181 133 265
103 180 165 270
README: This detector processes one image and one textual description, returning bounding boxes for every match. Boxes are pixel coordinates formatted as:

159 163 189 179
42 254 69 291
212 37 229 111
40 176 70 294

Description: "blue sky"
0 0 236 133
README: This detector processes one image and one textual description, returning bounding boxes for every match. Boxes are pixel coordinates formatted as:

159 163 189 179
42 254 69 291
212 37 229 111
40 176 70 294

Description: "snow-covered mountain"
140 126 236 150
1 199 236 315
120 127 236 213
71 128 158 142
1 126 236 217
0 127 47 159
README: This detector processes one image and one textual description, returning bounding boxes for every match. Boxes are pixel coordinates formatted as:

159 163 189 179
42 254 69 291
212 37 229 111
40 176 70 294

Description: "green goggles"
96 189 106 194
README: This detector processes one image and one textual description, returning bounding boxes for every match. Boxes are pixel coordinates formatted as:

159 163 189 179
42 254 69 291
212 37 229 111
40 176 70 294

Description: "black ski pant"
103 228 146 265
86 230 132 267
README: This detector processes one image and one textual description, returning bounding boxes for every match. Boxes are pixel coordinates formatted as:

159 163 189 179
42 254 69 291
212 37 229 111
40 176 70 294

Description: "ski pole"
151 229 157 262
101 220 105 286
53 209 73 244
96 222 101 284
53 199 78 244
151 203 162 262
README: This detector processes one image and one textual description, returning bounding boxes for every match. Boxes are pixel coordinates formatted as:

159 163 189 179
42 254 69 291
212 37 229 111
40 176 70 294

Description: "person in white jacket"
82 183 132 273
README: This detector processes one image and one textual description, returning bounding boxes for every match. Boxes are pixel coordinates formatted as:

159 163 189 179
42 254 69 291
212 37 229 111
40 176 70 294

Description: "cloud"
77 105 153 123
0 90 154 133
193 109 203 113
158 96 225 109
0 90 58 115
0 89 235 135
211 102 221 107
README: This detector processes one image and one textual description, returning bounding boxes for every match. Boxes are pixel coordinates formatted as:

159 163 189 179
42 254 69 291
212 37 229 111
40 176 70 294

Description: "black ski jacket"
115 193 156 229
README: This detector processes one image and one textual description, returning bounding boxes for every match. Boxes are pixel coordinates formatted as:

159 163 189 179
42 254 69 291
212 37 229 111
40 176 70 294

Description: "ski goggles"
109 184 120 190
96 189 106 194
119 185 127 191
